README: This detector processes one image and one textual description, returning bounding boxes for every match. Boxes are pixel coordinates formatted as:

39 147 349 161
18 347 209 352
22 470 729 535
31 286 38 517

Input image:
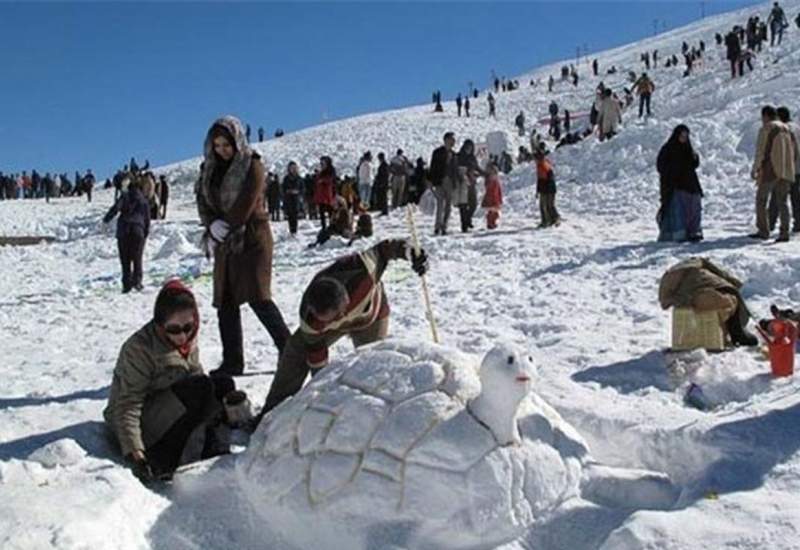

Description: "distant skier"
488 93 496 118
456 93 463 117
258 127 264 142
564 109 571 132
548 75 554 92
464 96 471 117
246 124 251 142
592 58 598 76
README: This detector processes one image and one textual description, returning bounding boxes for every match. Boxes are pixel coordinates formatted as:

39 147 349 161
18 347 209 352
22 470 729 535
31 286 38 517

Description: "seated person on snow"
347 212 374 246
658 257 757 347
310 195 354 247
258 239 429 421
104 280 249 482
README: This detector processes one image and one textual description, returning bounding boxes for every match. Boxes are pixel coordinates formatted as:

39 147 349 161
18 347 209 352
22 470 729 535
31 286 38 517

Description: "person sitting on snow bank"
104 280 250 482
258 239 429 419
658 258 757 347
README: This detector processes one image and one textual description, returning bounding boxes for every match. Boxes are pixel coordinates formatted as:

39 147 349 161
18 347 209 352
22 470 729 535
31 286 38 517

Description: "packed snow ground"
3 1 800 548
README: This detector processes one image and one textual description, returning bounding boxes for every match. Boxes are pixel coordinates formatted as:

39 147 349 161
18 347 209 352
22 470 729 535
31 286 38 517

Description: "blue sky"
0 1 762 179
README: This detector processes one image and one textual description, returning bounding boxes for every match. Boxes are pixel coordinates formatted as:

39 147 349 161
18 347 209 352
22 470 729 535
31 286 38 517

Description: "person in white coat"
357 151 373 208
597 88 622 141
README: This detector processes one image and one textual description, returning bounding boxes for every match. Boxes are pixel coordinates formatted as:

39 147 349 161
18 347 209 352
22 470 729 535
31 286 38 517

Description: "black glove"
127 453 154 483
410 248 429 277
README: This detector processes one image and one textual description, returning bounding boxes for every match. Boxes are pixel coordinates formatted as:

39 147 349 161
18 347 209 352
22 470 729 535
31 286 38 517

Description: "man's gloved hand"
410 247 429 277
209 219 230 242
127 451 154 483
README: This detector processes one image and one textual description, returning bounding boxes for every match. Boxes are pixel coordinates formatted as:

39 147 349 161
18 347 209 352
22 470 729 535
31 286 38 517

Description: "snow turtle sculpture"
237 340 678 549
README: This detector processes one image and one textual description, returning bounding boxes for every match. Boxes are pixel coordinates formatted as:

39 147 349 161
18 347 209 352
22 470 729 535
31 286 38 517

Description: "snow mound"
235 339 586 550
153 230 198 260
27 438 87 469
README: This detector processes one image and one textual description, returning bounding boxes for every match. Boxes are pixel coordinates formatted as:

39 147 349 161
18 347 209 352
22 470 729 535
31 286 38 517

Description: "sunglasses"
163 322 195 335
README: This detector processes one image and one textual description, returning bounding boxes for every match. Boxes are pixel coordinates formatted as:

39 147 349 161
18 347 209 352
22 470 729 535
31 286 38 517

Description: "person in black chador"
656 124 704 242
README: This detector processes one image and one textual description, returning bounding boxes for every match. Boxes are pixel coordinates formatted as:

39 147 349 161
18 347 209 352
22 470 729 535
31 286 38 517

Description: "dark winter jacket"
429 146 458 187
282 173 303 197
104 188 151 240
725 32 741 61
657 125 703 203
374 161 390 190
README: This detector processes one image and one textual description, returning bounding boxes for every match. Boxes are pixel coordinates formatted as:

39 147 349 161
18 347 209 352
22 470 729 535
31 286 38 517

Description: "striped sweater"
299 239 408 369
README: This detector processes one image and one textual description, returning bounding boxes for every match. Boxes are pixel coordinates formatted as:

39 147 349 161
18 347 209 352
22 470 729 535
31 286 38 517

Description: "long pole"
405 205 439 343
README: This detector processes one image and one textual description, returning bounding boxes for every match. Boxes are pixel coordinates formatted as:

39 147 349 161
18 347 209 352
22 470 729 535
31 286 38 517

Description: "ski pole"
405 204 439 343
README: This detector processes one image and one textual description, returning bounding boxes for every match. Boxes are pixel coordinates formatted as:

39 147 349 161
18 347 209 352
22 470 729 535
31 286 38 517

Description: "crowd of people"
24 3 790 483
0 169 96 202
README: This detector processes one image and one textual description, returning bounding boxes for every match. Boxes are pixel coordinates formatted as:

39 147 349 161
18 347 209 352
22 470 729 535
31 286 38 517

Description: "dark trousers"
319 203 333 230
638 93 651 117
770 176 800 231
261 316 389 415
146 375 234 473
458 204 470 232
285 195 299 234
86 187 92 202
269 203 280 221
118 231 145 291
217 299 290 375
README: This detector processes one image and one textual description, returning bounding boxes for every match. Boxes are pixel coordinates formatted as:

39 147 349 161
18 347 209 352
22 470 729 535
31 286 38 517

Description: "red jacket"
481 175 503 209
313 173 336 206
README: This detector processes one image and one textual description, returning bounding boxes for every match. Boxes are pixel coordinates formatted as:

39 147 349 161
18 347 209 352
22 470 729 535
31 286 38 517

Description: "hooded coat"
104 281 203 456
196 116 273 308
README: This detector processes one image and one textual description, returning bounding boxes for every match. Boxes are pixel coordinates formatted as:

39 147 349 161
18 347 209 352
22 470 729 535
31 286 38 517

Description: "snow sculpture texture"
237 340 677 549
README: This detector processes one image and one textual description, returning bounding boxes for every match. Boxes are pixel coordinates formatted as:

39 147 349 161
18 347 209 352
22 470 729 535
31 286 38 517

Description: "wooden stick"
405 204 440 343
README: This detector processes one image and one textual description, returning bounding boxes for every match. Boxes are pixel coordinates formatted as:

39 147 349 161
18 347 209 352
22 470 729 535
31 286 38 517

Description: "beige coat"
658 257 749 326
597 96 622 135
104 321 203 456
753 120 798 183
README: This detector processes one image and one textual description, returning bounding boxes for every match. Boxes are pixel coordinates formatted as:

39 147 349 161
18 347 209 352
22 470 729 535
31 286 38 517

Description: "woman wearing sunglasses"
104 280 245 482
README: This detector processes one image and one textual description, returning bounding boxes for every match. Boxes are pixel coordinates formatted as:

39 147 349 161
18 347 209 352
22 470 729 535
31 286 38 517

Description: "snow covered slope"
2 1 800 548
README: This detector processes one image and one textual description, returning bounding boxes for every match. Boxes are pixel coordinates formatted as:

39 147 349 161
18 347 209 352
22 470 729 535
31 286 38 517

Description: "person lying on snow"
104 280 251 483
257 239 429 423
